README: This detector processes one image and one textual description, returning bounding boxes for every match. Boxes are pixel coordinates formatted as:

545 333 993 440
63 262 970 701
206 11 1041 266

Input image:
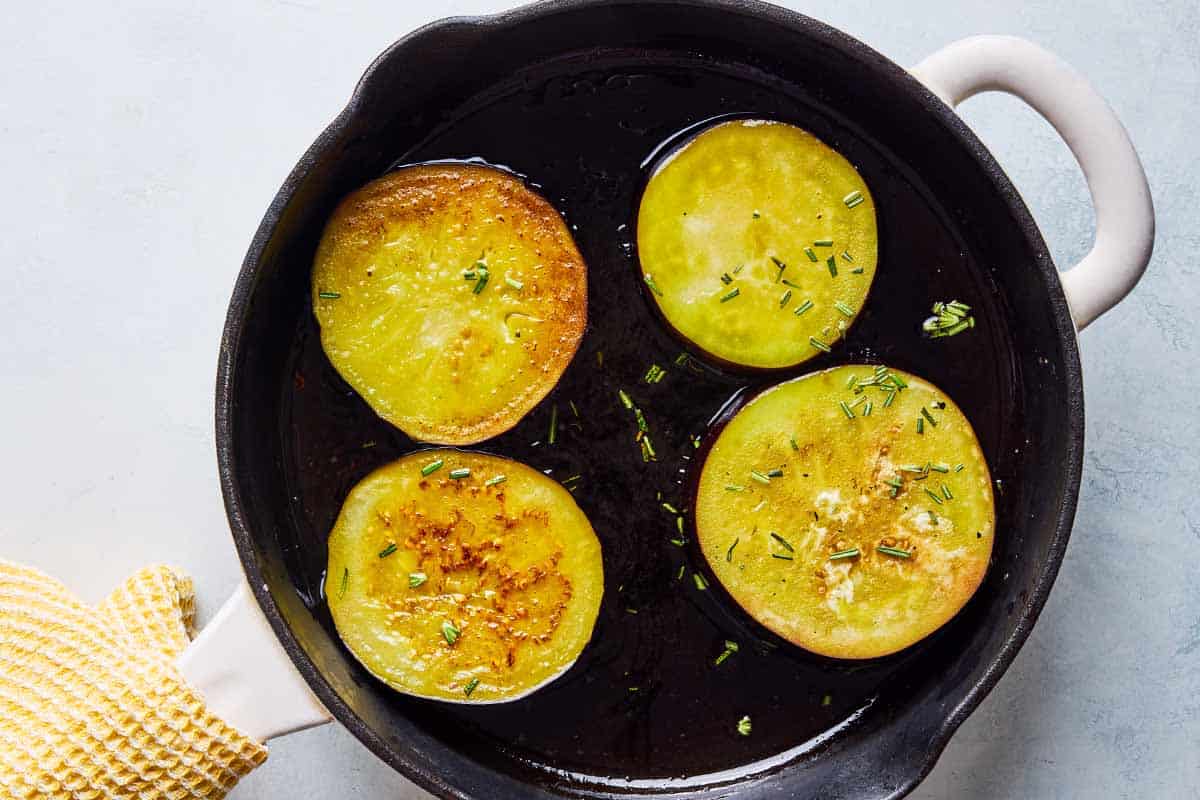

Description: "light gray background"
1 1 1195 798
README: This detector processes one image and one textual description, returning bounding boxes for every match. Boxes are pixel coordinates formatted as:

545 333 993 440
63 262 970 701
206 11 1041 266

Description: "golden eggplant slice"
312 164 587 445
326 450 604 702
637 119 877 368
696 366 994 659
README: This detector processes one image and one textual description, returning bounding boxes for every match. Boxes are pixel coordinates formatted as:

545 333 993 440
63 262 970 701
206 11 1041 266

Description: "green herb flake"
924 488 944 505
677 565 686 581
921 406 938 427
318 291 341 299
779 288 793 308
720 287 741 303
839 400 855 419
726 538 739 562
877 545 912 559
862 400 873 417
644 273 664 296
942 484 953 500
770 532 795 552
408 572 427 588
810 336 832 353
448 467 471 480
829 548 860 561
662 502 679 514
789 435 799 451
834 301 855 317
814 238 834 247
883 390 897 408
338 567 349 598
930 462 951 473
715 640 740 666
720 272 733 285
485 474 507 487
548 404 558 445
472 270 490 294
821 693 833 707
841 250 855 263
771 256 787 281
923 299 976 338
693 572 709 591
378 543 398 559
850 267 865 274
463 678 480 697
771 552 794 561
737 716 752 736
766 467 784 478
843 190 865 209
618 389 633 409
826 256 838 277
442 620 461 646
794 299 814 316
505 276 524 291
750 470 771 485
726 484 746 492
954 463 965 473
420 458 445 476
803 247 819 262
917 416 925 434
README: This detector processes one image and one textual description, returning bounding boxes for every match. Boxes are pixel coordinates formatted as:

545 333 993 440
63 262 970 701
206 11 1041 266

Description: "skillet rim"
215 0 1084 797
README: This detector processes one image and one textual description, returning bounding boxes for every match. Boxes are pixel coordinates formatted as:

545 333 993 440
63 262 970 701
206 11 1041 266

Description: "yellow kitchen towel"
0 559 267 799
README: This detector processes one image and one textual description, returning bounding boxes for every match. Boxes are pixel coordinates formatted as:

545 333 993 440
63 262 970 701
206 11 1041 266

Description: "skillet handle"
176 580 332 741
911 35 1154 331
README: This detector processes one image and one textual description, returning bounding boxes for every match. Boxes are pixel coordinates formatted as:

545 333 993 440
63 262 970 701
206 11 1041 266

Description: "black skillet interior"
218 2 1082 798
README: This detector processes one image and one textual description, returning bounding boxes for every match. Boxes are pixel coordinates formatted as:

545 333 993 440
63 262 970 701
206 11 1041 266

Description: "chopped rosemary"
727 538 739 562
505 276 524 291
378 543 398 559
715 640 740 666
676 516 685 534
942 484 953 500
921 406 938 427
677 565 686 581
900 464 927 473
922 299 976 338
782 278 803 289
877 546 912 559
883 390 896 408
720 272 734 285
850 267 864 274
839 400 854 419
770 532 794 552
779 289 793 308
548 404 558 445
930 462 951 473
448 467 471 480
726 484 746 492
843 190 865 208
924 488 943 505
841 250 855 263
810 336 831 353
834 301 855 317
917 417 924 434
771 552 794 561
634 407 649 433
954 463 965 473
862 400 873 416
720 287 741 303
794 299 814 316
662 502 679 514
408 572 427 588
814 238 834 247
318 291 341 299
826 256 838 277
338 567 349 598
442 620 461 646
803 246 818 262
750 470 771 485
644 273 664 296
618 389 633 409
472 269 490 294
669 538 686 547
737 716 752 736
464 678 480 697
570 400 580 418
771 256 787 281
829 548 860 561
485 474 507 487
693 572 709 591
420 458 444 476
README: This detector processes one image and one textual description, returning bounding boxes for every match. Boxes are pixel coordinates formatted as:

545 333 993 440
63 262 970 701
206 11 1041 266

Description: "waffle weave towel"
0 559 267 799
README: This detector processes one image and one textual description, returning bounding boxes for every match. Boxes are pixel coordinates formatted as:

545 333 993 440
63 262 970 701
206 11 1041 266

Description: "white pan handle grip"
911 35 1154 331
177 580 331 741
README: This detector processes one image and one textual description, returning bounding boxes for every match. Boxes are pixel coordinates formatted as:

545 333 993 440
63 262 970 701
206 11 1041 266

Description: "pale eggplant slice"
637 119 877 368
312 164 587 445
696 366 994 659
326 450 604 703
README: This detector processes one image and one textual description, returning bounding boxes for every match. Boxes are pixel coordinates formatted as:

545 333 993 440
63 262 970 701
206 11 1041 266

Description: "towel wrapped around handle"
0 559 268 799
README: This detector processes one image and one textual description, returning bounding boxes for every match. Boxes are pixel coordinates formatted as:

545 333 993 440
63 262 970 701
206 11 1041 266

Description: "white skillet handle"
176 580 331 741
911 35 1154 331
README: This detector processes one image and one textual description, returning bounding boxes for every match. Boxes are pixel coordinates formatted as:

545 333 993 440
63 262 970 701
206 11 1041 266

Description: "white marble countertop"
2 1 1196 797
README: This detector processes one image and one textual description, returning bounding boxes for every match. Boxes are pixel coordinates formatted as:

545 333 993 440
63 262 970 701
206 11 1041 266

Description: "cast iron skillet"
215 1 1152 797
